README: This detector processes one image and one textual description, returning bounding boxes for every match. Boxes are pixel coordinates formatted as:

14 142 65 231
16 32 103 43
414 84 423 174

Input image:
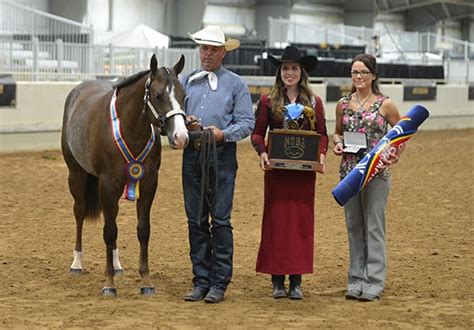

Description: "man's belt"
188 129 224 150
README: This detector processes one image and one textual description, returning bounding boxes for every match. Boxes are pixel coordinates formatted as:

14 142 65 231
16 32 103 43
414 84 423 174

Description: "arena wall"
0 81 472 153
313 83 474 131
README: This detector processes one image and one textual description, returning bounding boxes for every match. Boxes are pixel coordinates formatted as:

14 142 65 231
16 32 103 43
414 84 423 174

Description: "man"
180 25 254 303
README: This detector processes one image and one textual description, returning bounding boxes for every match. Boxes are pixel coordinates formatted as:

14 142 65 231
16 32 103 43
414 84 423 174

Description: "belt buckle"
193 138 202 150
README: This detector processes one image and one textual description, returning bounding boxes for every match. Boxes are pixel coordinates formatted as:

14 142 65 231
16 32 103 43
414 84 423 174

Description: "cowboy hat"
268 46 318 73
188 25 240 51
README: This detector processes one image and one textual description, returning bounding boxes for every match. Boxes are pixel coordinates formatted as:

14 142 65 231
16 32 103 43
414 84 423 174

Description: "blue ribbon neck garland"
110 89 156 201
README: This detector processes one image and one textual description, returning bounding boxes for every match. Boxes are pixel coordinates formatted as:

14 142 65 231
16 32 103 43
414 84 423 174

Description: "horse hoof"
69 268 83 275
140 287 155 296
101 287 117 297
114 269 124 276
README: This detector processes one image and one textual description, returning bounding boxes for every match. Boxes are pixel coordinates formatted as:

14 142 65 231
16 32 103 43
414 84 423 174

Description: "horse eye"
155 91 162 100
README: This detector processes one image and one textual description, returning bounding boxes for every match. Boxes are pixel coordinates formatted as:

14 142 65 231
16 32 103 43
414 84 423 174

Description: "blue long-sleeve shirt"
180 66 254 142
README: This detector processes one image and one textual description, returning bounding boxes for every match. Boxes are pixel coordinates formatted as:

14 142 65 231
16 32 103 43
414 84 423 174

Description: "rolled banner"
332 104 430 206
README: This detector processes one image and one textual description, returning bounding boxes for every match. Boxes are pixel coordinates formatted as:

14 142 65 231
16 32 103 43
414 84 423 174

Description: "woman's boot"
288 275 303 300
271 275 287 298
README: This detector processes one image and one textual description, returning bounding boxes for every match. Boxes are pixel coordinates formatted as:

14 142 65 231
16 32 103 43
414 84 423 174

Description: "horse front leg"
112 245 124 275
99 178 121 297
136 174 158 296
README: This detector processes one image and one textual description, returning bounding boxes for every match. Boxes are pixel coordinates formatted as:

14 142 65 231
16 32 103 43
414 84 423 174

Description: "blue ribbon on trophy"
284 103 305 129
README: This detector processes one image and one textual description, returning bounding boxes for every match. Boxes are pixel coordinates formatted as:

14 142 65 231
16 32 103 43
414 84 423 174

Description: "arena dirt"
0 129 472 328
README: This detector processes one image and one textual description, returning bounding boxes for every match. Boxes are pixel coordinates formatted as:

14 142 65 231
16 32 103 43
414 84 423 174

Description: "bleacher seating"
291 43 366 60
170 36 266 76
168 37 445 80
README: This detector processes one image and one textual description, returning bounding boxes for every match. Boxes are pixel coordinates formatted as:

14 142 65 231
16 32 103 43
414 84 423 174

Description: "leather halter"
143 69 186 131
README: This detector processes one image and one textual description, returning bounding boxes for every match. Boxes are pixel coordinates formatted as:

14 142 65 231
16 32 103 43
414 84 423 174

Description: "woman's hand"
259 152 270 171
382 143 405 167
318 153 326 173
333 142 344 156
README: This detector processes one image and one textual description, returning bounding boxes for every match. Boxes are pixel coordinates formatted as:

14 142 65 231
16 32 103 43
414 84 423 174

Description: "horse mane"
114 70 150 91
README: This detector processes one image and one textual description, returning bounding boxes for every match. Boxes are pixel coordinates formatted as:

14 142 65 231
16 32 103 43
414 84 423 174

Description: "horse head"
144 54 188 149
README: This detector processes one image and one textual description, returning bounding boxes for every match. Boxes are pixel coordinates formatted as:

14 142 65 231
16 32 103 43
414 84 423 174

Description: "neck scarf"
188 70 218 91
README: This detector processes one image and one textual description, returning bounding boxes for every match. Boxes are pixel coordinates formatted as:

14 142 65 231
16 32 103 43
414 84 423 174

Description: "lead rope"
197 128 219 225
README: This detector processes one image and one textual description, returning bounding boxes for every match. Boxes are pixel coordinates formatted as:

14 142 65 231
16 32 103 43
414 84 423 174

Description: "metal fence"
0 0 93 43
0 38 200 81
0 0 200 81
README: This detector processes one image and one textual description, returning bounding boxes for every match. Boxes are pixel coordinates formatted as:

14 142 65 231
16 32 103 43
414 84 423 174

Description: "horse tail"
85 174 102 221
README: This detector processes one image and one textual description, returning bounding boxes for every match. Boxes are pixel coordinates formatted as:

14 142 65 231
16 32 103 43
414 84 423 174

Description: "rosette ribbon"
284 103 304 129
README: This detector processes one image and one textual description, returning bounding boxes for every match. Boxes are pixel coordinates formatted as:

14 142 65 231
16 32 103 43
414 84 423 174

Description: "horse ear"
173 55 185 75
150 54 158 73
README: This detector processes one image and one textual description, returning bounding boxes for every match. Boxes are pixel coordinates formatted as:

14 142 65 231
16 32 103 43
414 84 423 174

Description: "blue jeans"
182 142 237 293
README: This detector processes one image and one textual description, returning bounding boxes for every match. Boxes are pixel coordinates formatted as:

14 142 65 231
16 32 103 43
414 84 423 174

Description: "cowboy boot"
288 275 303 300
271 275 287 299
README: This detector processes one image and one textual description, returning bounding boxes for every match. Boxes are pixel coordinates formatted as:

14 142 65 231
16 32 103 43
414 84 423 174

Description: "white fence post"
268 17 273 48
108 43 114 75
32 37 39 81
88 44 95 77
56 38 63 74
465 41 469 83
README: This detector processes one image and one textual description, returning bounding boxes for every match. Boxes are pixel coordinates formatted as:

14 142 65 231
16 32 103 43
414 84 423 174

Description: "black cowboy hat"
268 46 318 73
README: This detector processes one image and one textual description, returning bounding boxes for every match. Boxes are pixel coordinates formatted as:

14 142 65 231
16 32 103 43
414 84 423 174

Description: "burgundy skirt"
256 168 316 275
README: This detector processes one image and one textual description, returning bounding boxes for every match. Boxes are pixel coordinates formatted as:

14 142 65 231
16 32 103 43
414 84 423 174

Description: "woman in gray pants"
332 54 403 301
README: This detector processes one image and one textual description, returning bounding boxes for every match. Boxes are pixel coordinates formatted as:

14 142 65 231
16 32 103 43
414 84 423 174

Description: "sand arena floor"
0 129 473 328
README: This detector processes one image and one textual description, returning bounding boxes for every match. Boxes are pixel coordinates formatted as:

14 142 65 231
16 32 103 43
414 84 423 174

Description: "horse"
61 54 188 297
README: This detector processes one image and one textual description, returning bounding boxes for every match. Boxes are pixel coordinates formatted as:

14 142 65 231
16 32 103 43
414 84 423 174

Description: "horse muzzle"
169 130 189 149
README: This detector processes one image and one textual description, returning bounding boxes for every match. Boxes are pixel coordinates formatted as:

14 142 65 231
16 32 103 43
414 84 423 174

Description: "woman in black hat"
251 46 328 299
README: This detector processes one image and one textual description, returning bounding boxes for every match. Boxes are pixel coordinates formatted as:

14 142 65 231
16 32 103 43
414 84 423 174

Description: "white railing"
0 0 93 43
268 17 373 50
0 38 200 81
0 1 199 81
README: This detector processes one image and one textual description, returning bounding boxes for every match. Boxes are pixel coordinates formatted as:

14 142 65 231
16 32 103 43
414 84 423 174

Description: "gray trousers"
344 175 391 296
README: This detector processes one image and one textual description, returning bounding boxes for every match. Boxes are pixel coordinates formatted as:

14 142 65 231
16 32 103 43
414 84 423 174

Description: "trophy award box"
268 129 322 172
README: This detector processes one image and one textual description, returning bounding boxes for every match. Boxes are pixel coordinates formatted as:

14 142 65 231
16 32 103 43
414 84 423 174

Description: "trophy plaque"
268 129 322 172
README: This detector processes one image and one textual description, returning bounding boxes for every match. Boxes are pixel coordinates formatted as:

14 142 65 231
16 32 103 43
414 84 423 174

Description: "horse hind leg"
68 169 87 274
68 170 101 275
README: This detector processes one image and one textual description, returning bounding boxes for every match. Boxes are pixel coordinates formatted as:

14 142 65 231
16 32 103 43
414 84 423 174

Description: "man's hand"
185 115 201 131
205 125 224 142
